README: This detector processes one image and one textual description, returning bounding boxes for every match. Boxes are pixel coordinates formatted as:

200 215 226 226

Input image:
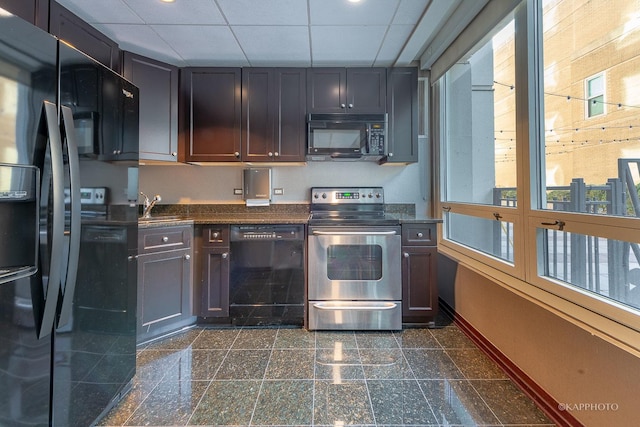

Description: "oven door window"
326 244 382 281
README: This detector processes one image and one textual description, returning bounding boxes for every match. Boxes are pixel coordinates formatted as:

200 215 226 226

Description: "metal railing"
490 159 640 309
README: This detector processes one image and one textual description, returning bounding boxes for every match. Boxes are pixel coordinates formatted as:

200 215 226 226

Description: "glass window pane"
541 0 640 216
588 95 604 117
442 19 516 205
587 76 603 97
446 213 514 263
541 228 640 311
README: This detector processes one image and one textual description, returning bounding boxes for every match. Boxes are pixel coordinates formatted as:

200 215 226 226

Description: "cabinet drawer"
402 224 436 246
139 226 191 253
202 225 229 247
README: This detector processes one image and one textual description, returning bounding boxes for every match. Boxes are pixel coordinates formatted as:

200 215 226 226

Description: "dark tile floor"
99 315 556 426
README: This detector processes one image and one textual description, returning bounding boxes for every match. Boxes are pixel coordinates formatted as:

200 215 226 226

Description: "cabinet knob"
162 236 169 242
268 152 273 157
222 252 228 259
403 252 409 258
340 103 346 108
234 151 240 158
274 152 279 157
171 152 177 157
417 232 423 238
212 232 219 239
184 254 191 260
127 255 138 261
348 103 353 108
388 152 394 157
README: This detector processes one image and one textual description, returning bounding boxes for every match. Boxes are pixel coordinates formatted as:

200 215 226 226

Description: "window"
585 73 605 118
538 0 640 316
435 0 640 339
438 14 518 270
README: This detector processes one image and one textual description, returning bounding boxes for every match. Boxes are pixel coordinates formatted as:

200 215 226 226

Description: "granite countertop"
137 204 439 227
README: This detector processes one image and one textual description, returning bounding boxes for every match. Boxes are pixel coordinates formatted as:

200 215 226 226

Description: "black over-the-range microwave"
306 113 387 161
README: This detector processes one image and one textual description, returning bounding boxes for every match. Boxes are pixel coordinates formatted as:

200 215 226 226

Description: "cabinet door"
137 249 192 340
49 2 120 72
402 246 438 324
386 67 418 163
275 68 306 162
181 68 241 162
124 52 179 162
346 68 387 113
242 68 275 162
0 0 48 29
201 246 230 317
307 68 346 113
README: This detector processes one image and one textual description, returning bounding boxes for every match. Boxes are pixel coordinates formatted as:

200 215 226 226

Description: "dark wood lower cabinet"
401 223 438 325
137 225 194 343
195 225 230 318
200 246 230 317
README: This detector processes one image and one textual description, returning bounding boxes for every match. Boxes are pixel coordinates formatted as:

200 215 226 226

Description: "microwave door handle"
37 101 64 339
56 105 81 329
364 126 370 154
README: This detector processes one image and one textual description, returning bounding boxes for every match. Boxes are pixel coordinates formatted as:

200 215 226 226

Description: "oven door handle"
312 230 398 236
312 302 398 311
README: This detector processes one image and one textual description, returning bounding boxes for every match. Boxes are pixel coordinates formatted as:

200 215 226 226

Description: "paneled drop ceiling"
55 0 488 68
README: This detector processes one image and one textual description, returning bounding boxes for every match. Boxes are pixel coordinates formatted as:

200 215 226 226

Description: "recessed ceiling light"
348 0 362 3
160 0 175 3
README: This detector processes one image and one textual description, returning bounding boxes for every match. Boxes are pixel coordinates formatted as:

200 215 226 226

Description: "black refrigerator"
0 9 139 426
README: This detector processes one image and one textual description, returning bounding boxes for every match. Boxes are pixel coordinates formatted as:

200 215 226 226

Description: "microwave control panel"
368 125 385 154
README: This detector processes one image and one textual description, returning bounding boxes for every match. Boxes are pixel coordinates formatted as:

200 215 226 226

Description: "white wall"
139 161 428 211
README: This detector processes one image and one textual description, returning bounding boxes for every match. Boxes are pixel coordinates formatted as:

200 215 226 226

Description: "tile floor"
99 315 556 426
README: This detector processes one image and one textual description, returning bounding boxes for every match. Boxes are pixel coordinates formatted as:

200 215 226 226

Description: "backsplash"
138 161 428 213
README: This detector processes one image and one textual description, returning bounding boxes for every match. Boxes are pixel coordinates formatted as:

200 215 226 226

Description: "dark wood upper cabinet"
307 67 386 114
180 67 242 162
123 52 179 162
0 0 48 30
385 67 419 163
242 68 306 162
49 1 121 72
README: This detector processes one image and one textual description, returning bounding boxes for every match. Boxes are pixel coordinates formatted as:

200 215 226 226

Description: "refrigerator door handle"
38 101 65 339
57 105 81 328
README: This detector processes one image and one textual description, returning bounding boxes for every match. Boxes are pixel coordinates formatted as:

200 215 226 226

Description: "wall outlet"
233 188 243 195
273 188 284 195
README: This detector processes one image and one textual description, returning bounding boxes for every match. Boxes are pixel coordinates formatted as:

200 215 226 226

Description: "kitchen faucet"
140 192 161 219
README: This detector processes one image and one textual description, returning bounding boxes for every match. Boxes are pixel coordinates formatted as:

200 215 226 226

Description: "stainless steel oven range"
307 187 402 330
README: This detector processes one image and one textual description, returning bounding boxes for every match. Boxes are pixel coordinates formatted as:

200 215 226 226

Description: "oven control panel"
311 187 384 204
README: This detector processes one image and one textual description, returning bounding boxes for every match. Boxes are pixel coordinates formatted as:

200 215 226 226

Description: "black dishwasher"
229 224 305 326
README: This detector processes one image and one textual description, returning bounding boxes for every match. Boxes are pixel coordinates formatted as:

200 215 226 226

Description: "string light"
493 80 640 110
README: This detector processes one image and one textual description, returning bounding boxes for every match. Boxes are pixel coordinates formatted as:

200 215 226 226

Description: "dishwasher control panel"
230 225 304 241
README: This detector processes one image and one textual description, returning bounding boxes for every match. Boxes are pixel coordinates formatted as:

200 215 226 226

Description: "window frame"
585 72 606 118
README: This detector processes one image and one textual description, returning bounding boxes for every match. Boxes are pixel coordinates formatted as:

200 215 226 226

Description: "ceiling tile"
151 25 249 67
94 23 185 65
310 0 399 26
56 0 143 24
310 25 387 66
123 0 226 25
374 25 415 66
393 0 431 25
216 0 308 25
232 26 311 66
